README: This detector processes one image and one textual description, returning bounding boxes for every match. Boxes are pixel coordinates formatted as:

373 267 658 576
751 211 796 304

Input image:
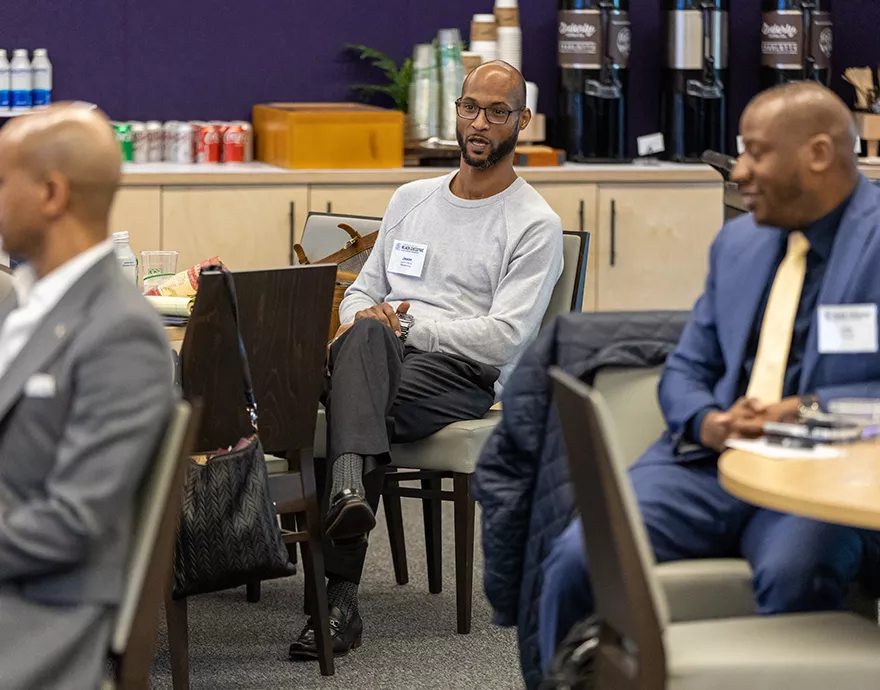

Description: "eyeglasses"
455 99 523 125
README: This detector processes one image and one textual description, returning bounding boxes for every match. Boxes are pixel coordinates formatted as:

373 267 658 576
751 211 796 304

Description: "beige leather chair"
552 370 880 690
299 211 383 266
314 231 590 634
104 401 198 690
592 367 755 621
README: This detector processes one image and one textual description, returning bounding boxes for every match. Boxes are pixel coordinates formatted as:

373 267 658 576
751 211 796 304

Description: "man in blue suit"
539 82 880 667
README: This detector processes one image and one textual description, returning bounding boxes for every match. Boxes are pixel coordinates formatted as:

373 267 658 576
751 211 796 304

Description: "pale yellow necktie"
746 231 811 405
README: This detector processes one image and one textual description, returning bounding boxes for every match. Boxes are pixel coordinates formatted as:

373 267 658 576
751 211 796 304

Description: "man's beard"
457 122 520 170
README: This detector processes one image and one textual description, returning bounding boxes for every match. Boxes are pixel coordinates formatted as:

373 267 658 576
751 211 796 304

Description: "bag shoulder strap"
202 265 258 433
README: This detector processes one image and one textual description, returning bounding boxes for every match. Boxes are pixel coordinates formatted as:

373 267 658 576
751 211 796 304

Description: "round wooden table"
719 443 880 530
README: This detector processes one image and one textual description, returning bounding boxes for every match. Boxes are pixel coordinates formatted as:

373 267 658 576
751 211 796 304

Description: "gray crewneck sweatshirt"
339 172 563 391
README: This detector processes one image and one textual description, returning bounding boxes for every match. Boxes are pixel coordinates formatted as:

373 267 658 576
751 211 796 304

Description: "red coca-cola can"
197 125 221 163
222 125 246 163
230 121 253 162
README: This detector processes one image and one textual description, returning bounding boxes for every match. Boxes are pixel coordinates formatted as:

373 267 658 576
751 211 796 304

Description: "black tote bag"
172 266 294 599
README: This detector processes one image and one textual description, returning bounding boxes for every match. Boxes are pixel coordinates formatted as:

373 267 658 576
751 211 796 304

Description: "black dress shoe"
289 607 363 660
325 489 376 542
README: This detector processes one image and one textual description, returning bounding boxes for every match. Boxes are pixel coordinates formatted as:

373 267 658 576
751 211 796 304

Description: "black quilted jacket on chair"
473 310 690 689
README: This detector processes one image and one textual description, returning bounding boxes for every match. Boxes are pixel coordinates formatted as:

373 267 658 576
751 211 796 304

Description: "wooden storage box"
252 103 404 169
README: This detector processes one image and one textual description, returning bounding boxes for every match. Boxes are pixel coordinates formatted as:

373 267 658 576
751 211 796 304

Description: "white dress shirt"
0 239 115 380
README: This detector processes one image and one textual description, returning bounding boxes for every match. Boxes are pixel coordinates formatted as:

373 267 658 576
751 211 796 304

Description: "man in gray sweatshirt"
290 61 563 660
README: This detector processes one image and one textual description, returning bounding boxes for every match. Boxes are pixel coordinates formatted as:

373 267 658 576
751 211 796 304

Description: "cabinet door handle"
288 201 296 266
326 201 332 213
578 199 585 233
610 199 617 267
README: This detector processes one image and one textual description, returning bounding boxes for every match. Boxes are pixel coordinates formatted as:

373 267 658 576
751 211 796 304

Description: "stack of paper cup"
470 14 498 64
495 0 522 72
438 28 465 142
409 43 439 141
525 81 538 114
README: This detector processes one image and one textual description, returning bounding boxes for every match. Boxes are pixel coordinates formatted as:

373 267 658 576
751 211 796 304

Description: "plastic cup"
140 251 179 291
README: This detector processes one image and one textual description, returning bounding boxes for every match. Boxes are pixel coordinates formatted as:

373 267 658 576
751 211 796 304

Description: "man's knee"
753 544 856 613
345 317 396 342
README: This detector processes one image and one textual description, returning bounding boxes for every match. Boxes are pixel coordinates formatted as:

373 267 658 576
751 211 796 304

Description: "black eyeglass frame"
454 98 525 125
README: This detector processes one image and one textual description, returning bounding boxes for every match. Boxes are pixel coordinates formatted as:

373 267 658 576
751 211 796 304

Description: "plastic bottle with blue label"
0 51 10 109
31 49 52 107
10 50 32 110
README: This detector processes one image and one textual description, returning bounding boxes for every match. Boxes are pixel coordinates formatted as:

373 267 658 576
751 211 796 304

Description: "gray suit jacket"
0 253 173 606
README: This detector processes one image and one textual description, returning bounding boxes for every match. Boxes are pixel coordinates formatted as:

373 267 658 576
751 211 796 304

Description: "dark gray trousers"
320 319 498 583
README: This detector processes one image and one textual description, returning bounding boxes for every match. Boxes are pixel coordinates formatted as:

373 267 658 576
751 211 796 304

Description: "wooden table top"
719 443 880 530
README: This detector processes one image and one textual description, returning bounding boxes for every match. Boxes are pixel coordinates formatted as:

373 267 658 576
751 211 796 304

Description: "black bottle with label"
557 0 631 162
662 0 729 162
761 0 833 89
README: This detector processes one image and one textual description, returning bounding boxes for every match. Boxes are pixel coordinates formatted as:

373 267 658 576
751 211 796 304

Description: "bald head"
732 82 860 229
749 82 857 167
462 61 527 110
0 105 121 231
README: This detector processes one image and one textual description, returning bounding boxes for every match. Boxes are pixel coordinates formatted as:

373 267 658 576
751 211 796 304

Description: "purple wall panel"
1 0 877 150
0 0 126 115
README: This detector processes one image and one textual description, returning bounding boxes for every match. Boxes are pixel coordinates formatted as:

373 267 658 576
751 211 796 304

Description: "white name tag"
388 240 427 278
818 304 879 354
24 373 56 398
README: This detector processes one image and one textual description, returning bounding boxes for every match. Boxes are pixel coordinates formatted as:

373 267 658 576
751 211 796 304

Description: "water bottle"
31 49 52 107
112 231 139 288
11 50 32 110
0 51 10 110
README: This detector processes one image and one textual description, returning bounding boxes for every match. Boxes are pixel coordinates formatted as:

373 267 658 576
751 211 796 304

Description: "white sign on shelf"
737 135 745 154
637 132 665 157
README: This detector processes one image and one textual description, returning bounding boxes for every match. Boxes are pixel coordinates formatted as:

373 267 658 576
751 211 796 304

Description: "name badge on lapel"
818 304 879 354
388 240 428 278
24 373 57 398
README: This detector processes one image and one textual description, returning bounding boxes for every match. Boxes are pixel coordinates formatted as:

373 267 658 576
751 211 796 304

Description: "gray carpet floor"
150 489 524 689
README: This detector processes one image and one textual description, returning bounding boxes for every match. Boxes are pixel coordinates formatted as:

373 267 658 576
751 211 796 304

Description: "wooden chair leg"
299 456 335 676
165 587 190 690
383 486 409 585
246 581 261 603
422 476 443 594
453 473 475 634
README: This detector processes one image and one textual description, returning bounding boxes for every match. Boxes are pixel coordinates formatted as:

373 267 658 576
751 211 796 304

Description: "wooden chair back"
550 367 668 690
107 401 200 689
180 264 336 458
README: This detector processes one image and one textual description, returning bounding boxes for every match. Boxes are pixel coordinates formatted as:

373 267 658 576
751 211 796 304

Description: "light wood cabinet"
531 183 599 311
308 185 398 217
593 184 723 311
109 187 161 256
161 186 309 272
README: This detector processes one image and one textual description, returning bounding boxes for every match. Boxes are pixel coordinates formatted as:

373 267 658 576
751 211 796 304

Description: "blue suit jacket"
643 176 880 465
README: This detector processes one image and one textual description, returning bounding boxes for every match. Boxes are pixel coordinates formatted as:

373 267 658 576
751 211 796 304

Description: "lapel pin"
55 324 67 339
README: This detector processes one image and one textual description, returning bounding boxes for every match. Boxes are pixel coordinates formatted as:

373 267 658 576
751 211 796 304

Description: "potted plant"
345 44 413 115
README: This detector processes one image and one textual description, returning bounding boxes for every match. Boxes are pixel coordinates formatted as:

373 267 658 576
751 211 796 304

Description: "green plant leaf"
344 43 399 78
343 43 413 112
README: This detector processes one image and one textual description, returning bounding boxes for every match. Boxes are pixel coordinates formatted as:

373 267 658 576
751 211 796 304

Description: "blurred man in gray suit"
0 106 173 688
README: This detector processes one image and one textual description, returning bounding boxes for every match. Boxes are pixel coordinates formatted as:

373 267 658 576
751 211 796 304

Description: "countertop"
119 161 727 186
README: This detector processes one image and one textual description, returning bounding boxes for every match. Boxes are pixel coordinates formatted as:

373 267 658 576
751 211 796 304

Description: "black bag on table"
172 267 294 599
